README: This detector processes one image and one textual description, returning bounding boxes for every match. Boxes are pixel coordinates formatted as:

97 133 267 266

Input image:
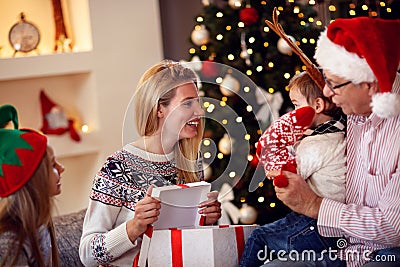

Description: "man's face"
322 70 374 117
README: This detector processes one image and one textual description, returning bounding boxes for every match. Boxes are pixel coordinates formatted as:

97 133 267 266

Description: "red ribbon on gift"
132 252 140 267
145 225 153 238
171 229 183 267
235 226 245 263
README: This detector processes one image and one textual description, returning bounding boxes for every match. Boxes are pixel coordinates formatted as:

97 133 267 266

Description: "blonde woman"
79 60 221 266
0 104 64 267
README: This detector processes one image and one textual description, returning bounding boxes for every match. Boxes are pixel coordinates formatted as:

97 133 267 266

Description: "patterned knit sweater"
79 144 202 267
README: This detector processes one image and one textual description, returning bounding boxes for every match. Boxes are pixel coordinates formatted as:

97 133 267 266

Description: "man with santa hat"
266 17 400 266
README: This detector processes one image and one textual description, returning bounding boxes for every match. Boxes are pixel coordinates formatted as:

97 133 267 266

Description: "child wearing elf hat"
0 104 64 267
269 17 400 266
241 72 347 267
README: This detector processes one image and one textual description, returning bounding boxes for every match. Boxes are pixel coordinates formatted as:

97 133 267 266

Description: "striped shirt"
318 73 400 267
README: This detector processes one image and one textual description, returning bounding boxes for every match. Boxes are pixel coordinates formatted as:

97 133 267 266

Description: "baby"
240 71 346 267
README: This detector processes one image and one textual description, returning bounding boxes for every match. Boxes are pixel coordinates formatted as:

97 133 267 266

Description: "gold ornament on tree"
228 0 243 9
277 36 296 55
239 204 257 224
219 73 240 96
191 25 210 46
218 133 234 155
202 162 213 181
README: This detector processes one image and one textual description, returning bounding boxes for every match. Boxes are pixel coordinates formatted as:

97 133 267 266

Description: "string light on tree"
188 0 399 226
228 0 243 9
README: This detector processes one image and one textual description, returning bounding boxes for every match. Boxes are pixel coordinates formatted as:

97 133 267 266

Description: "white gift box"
136 181 257 267
152 181 211 230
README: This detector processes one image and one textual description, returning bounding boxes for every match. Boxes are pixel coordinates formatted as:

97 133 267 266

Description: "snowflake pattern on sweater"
82 144 203 266
90 148 179 211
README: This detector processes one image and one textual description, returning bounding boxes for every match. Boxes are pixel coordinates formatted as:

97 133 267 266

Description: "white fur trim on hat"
371 92 400 118
314 29 376 84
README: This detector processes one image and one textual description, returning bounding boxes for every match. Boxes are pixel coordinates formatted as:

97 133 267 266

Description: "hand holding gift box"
137 181 257 267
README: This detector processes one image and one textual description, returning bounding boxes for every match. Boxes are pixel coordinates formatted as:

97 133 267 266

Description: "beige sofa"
53 209 86 267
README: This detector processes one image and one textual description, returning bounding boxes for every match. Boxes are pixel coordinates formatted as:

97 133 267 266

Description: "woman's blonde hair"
0 148 60 267
133 60 203 183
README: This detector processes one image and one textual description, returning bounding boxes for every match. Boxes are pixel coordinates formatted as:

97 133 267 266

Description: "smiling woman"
79 60 222 267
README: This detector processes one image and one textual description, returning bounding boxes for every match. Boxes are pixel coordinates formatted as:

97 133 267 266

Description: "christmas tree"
187 0 400 225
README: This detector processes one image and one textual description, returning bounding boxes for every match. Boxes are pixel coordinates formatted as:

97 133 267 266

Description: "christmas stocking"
40 90 81 142
256 106 315 187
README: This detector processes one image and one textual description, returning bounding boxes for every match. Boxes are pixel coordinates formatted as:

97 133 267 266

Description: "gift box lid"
152 181 211 229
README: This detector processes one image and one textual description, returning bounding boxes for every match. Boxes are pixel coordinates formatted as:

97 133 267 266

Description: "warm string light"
81 124 89 133
204 152 212 159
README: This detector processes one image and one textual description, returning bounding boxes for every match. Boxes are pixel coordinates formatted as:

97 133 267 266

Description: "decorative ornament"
240 32 251 66
8 13 40 56
218 133 234 155
0 105 48 198
277 36 296 55
239 7 259 26
239 204 257 224
190 55 203 71
219 74 240 96
55 34 72 53
201 59 219 78
39 90 81 142
249 154 259 167
52 0 73 52
255 88 283 127
191 25 210 46
202 162 213 181
228 0 243 9
218 183 241 224
179 58 203 89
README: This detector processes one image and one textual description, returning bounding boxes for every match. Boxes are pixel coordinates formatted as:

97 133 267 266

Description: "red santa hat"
314 17 400 118
0 104 47 197
40 90 81 141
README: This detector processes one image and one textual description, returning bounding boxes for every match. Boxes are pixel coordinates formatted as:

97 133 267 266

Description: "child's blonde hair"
0 148 60 267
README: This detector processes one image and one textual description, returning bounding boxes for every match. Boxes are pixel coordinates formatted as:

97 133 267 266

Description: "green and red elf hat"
0 104 47 197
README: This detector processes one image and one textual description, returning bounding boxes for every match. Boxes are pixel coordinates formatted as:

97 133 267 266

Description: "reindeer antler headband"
265 8 325 90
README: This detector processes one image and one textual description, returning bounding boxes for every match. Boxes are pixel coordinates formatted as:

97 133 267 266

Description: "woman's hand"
274 171 322 219
126 185 161 242
198 191 222 225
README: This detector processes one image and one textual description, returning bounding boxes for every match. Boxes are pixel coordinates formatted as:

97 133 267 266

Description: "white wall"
0 0 163 215
56 0 164 215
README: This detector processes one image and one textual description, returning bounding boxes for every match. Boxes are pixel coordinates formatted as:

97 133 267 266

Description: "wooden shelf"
0 51 93 81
